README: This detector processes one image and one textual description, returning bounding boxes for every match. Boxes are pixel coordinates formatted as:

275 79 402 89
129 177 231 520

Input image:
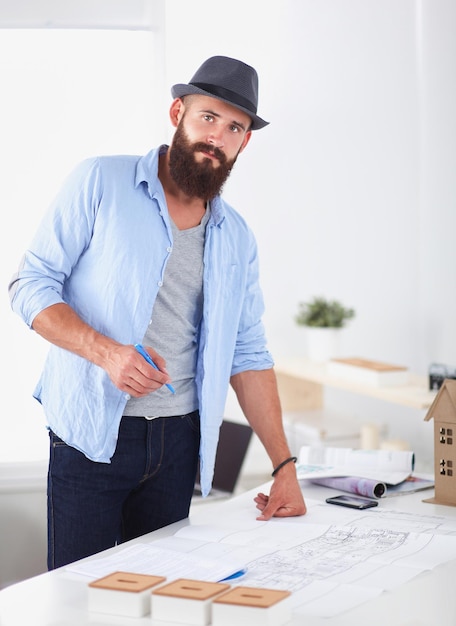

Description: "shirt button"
158 281 163 287
167 246 172 253
125 394 131 400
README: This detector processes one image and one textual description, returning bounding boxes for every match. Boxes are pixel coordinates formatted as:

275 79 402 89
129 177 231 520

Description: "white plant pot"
305 327 341 362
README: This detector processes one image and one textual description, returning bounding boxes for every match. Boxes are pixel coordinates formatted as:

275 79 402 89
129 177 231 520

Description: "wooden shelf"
275 357 436 411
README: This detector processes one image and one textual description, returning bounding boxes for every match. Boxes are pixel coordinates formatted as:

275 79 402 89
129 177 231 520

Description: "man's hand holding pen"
102 343 174 397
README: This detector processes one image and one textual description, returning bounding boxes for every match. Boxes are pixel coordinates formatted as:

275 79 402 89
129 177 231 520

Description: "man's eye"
230 125 240 133
203 114 214 122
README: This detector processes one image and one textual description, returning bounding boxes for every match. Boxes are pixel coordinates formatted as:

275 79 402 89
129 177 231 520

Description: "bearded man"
8 56 306 570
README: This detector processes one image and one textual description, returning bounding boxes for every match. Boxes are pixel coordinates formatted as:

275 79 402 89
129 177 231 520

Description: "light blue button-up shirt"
9 146 274 495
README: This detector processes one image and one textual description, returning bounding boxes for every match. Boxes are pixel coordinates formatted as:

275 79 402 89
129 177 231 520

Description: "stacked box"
88 571 165 618
212 586 291 626
151 578 230 625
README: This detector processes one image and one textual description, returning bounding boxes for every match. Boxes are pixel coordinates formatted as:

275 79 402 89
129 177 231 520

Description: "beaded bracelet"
271 456 297 477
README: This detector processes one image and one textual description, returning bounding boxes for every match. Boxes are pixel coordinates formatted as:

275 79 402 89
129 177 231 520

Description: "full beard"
168 122 238 201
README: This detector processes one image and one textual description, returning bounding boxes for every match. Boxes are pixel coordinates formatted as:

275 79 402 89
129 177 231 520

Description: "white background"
1 0 455 467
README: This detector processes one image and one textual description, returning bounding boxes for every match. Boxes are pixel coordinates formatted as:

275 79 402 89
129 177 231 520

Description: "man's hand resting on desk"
254 464 307 520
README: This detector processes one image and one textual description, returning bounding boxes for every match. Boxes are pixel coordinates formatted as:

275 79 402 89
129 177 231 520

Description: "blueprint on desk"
68 497 456 619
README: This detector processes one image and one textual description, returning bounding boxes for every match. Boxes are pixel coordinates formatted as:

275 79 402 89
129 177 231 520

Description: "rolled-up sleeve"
231 228 274 374
8 158 101 327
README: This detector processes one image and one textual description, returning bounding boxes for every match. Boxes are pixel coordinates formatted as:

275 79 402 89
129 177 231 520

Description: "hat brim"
171 83 269 131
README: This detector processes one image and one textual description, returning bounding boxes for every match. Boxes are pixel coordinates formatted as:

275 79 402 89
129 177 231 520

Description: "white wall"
1 0 455 586
417 0 456 369
0 26 165 587
0 1 453 462
164 0 455 468
164 0 455 373
0 28 164 463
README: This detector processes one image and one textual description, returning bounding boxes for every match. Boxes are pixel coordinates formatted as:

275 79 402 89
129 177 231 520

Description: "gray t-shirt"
123 208 209 417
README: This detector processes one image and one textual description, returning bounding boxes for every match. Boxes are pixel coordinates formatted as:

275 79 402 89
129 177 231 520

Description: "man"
9 55 306 570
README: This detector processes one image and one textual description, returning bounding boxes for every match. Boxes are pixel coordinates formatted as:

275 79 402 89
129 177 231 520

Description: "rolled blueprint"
311 475 386 498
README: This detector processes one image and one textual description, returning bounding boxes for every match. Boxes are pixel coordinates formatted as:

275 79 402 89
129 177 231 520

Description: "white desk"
1 481 455 626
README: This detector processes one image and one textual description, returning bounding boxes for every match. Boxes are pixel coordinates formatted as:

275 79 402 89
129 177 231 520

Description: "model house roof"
424 379 456 422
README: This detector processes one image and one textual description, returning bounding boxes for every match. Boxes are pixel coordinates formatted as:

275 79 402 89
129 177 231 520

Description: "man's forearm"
31 302 119 368
230 368 292 469
31 302 170 397
231 367 306 519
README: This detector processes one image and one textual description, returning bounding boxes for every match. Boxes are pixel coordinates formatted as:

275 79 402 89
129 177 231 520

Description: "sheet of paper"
173 510 456 617
209 523 455 591
66 500 456 619
294 582 384 618
385 475 434 496
66 542 245 582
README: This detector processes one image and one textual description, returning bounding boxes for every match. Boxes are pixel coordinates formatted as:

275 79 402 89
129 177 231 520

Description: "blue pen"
220 569 247 582
134 343 176 394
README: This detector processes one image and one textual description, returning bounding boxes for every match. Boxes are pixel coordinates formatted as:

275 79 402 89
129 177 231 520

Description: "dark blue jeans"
47 412 200 570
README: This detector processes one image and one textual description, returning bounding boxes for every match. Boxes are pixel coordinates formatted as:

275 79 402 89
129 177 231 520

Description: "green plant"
295 296 355 328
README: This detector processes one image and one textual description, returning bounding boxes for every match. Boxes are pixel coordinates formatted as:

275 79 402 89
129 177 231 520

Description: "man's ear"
169 98 185 128
239 130 253 154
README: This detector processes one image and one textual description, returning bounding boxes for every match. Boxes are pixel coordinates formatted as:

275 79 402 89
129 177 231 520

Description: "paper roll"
311 476 386 498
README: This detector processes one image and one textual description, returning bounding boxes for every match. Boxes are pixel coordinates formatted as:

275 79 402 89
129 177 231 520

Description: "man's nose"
207 128 224 148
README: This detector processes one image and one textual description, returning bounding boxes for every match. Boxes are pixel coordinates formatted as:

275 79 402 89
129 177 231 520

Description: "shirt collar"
135 145 166 196
208 196 225 227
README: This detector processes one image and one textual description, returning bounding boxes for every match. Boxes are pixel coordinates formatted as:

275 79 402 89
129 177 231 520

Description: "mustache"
192 142 227 164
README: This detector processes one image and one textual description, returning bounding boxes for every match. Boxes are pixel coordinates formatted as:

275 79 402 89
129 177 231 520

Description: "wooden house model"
424 379 456 506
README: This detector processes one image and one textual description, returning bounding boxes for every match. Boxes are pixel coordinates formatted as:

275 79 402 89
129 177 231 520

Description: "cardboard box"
88 571 165 618
212 586 291 626
328 357 409 387
151 578 230 625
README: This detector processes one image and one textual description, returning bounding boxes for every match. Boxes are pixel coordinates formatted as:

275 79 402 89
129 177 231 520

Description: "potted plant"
295 297 355 361
295 297 355 328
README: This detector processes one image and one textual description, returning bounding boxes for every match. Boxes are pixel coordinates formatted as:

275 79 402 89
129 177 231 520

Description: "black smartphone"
325 494 379 509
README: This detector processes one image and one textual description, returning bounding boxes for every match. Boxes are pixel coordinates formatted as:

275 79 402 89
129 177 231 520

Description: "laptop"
193 419 253 500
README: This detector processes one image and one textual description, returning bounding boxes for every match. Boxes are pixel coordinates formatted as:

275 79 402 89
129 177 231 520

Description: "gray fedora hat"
171 55 269 130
